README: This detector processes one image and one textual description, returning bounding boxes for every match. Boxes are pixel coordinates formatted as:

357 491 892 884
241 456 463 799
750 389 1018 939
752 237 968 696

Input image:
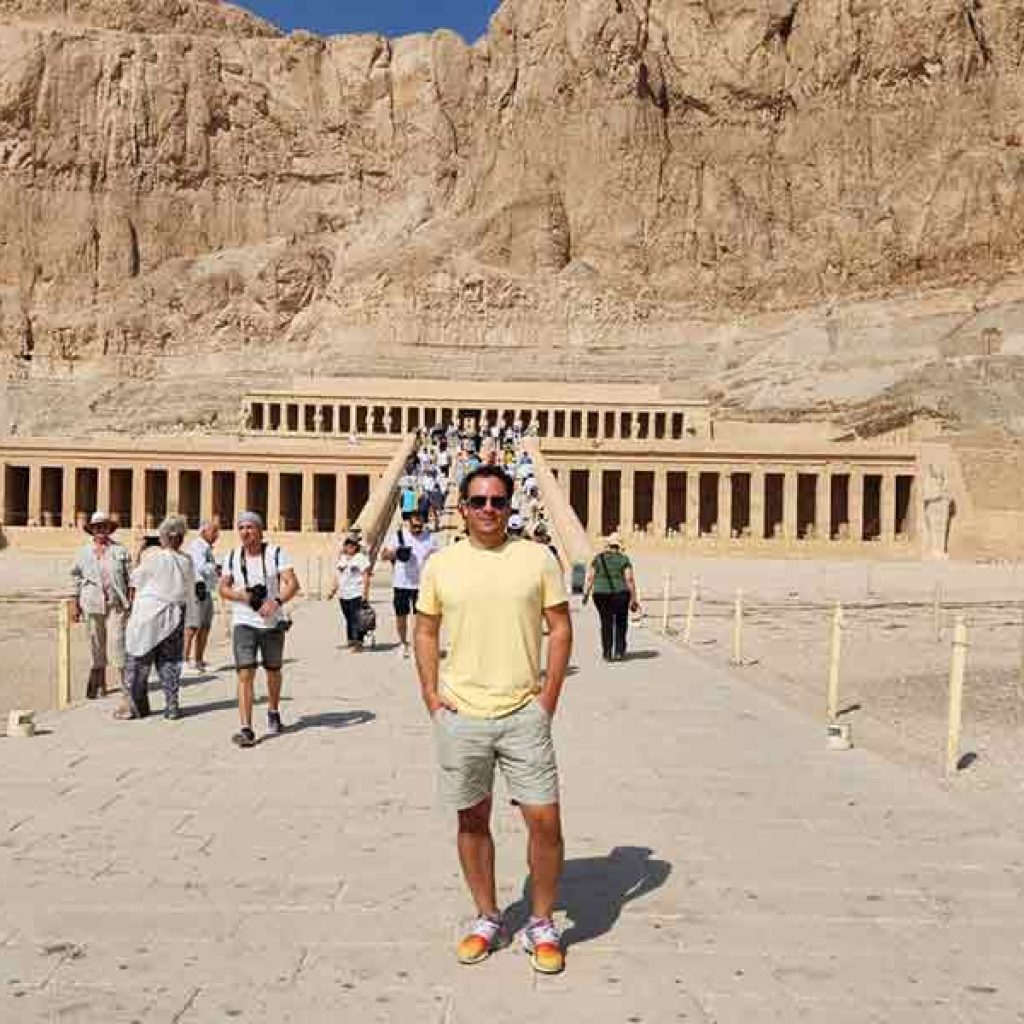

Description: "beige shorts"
432 699 559 811
87 607 126 670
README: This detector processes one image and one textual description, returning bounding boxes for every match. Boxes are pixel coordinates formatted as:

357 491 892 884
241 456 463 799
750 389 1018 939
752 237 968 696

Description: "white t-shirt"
387 528 437 590
336 552 371 600
223 543 293 630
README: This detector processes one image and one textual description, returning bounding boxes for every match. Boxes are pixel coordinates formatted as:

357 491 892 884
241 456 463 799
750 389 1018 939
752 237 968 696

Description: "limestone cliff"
1 0 1023 435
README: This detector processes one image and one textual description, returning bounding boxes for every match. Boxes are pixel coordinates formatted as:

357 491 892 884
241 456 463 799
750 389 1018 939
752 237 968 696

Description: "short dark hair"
459 465 513 501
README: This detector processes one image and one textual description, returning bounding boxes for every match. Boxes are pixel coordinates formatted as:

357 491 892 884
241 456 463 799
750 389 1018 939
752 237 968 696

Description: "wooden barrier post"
933 583 942 643
57 599 72 710
946 616 968 778
683 578 697 645
1018 601 1024 684
731 588 743 666
826 602 843 723
661 574 671 635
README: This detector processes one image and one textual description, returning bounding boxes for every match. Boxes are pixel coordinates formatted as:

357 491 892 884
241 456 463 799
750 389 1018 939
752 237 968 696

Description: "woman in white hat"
116 516 198 720
70 512 133 698
583 532 639 661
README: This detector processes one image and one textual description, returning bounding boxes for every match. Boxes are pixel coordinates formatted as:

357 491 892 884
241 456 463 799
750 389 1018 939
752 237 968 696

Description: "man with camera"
218 511 299 748
380 511 438 658
184 518 220 675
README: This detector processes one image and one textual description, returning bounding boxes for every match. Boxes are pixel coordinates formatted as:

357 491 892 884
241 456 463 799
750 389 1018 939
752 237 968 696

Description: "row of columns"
563 464 913 543
2 462 375 534
245 400 689 442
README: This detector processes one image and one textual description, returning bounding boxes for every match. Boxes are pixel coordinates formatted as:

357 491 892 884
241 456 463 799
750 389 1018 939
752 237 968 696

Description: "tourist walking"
328 534 372 651
583 533 639 661
116 516 197 721
71 511 132 699
379 513 437 658
415 465 573 974
218 511 299 748
184 518 220 674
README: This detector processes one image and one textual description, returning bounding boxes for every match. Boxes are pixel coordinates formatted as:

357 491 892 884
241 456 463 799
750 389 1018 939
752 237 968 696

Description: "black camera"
195 581 208 602
395 545 413 563
247 583 269 612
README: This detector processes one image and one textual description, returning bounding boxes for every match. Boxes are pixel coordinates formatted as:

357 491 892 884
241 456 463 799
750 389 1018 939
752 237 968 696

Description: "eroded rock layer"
1 0 1023 435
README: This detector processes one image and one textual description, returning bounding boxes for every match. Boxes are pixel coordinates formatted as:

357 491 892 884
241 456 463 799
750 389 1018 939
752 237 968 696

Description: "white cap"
508 514 525 532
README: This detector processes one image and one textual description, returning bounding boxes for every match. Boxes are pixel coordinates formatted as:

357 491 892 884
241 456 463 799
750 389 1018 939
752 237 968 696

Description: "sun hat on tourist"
604 532 624 550
85 511 118 535
508 514 525 533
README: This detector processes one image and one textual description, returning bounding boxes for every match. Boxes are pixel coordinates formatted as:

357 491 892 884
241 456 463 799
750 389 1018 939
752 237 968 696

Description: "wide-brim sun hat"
85 511 118 535
604 532 624 549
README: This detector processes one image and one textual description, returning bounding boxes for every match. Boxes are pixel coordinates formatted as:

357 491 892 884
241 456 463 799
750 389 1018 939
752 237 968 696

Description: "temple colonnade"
0 439 398 535
549 457 918 546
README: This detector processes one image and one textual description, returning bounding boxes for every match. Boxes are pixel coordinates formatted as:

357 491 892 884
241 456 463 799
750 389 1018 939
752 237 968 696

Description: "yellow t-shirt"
417 537 568 718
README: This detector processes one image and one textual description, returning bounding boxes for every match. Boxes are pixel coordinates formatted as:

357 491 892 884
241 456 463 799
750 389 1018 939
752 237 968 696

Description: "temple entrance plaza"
4 378 1024 1021
2 376 997 559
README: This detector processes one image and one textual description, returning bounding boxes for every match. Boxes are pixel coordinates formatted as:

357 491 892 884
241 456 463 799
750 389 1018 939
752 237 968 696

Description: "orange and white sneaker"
456 914 504 965
521 916 565 974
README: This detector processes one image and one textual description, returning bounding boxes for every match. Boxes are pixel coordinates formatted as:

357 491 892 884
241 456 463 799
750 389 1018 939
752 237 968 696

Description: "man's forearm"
542 619 572 707
414 621 442 709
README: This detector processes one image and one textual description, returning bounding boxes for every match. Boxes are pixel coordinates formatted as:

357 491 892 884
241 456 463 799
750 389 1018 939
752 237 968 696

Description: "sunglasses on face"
465 495 509 510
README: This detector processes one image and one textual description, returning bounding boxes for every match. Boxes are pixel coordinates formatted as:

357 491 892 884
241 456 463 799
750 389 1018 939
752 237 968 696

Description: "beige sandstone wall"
0 0 1023 437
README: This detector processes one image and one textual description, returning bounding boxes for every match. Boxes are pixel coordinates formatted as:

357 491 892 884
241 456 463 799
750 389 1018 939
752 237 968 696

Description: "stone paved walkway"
2 592 1023 1023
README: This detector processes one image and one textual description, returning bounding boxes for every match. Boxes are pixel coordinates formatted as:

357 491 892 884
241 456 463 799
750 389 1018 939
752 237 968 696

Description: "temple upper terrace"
242 378 713 442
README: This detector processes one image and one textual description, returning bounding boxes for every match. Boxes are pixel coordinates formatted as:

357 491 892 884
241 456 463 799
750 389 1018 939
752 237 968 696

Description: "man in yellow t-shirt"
416 465 573 975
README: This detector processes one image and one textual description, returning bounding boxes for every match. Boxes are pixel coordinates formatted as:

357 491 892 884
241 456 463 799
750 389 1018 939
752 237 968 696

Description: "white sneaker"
402 644 411 659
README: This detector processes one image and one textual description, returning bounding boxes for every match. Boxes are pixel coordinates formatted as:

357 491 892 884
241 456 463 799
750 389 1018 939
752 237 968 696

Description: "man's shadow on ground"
504 845 671 948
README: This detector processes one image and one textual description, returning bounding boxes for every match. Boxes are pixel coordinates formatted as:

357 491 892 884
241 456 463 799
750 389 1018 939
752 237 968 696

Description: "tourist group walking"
63 415 655 975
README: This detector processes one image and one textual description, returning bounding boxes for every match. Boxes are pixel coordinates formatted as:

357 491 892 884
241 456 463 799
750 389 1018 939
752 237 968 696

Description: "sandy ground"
6 547 1024 794
617 554 1024 793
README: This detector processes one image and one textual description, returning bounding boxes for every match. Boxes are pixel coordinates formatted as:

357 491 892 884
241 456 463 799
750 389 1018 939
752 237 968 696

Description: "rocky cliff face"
1 0 1023 435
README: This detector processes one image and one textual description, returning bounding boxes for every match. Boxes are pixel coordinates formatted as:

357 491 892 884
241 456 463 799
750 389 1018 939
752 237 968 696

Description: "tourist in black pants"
328 534 372 652
583 533 639 661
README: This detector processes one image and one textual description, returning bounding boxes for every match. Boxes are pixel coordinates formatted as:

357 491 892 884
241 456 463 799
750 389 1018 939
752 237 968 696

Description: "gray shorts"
186 596 214 630
232 624 286 671
432 699 559 811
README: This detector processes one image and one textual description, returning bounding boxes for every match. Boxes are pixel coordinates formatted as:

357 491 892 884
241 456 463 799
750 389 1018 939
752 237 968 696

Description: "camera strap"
232 543 281 588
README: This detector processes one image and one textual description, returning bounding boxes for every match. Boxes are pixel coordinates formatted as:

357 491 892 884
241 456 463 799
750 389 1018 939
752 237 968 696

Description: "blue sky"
242 1 503 41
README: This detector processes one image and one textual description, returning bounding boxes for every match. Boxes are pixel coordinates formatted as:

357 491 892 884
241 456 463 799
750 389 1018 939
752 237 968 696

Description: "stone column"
881 470 896 544
620 466 634 535
168 468 181 516
718 471 732 540
336 473 349 532
749 468 765 541
62 465 76 528
200 468 214 523
815 470 830 542
587 467 602 536
27 463 42 526
783 470 798 541
97 466 111 513
849 470 864 543
350 404 359 435
131 467 146 531
302 470 315 533
653 468 668 538
686 469 700 540
268 471 282 532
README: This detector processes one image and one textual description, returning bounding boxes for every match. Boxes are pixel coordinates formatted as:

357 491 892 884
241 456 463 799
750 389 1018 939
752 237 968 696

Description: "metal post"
946 616 968 778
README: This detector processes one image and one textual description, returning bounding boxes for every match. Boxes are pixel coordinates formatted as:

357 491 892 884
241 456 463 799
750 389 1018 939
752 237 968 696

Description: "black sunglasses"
465 495 509 510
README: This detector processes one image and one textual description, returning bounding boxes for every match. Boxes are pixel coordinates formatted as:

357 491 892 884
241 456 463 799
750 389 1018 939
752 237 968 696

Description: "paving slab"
2 595 1024 1022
